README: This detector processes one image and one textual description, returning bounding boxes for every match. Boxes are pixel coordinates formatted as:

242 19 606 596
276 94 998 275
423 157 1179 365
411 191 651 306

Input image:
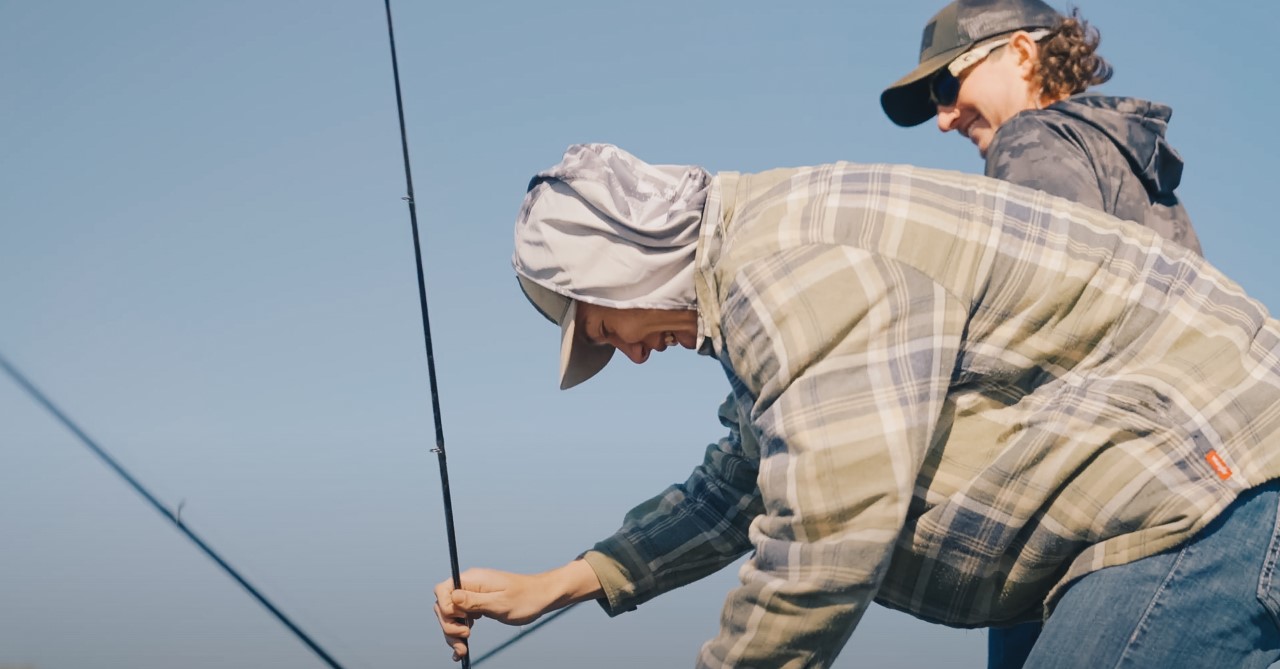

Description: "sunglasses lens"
930 71 959 107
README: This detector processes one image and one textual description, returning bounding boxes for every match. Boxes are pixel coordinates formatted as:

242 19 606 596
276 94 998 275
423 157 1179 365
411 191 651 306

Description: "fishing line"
471 602 581 666
380 2 471 666
0 352 349 669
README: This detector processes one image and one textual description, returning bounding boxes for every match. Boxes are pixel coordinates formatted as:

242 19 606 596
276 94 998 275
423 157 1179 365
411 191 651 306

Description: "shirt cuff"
580 549 641 617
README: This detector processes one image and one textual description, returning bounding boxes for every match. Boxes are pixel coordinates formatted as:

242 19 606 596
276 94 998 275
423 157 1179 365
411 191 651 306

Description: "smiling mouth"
957 123 984 149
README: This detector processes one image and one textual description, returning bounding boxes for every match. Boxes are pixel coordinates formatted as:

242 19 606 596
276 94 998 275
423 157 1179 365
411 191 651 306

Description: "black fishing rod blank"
380 2 471 667
0 353 349 669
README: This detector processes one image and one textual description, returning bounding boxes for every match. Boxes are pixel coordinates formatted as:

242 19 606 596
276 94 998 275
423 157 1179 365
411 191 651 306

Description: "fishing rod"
380 1 471 666
0 352 349 669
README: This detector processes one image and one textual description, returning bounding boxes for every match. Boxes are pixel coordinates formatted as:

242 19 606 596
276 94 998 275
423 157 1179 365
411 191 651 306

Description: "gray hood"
1048 95 1184 196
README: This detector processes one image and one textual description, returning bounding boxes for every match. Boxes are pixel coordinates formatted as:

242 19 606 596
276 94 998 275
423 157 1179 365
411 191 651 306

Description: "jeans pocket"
1256 489 1280 631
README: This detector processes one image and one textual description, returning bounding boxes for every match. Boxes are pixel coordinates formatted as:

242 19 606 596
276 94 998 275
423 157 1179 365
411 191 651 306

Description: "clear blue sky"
3 2 1278 667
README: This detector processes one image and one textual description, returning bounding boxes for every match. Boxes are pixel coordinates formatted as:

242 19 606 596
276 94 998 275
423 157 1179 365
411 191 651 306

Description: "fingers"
435 566 551 662
434 578 476 661
433 578 462 619
435 599 472 659
450 579 524 623
443 568 508 616
434 598 473 637
436 570 497 616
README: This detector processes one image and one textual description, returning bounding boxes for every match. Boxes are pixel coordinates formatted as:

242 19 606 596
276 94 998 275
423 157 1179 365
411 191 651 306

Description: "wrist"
544 558 603 608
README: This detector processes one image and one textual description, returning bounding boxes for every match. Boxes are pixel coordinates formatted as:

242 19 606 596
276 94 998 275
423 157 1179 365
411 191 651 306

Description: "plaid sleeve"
697 246 965 668
584 391 764 616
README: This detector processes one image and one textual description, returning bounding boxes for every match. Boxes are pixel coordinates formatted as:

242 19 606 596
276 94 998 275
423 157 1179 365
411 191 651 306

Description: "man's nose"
621 343 650 364
936 105 961 132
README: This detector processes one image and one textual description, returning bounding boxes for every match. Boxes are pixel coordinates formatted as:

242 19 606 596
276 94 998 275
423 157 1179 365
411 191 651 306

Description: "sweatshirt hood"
1048 95 1184 195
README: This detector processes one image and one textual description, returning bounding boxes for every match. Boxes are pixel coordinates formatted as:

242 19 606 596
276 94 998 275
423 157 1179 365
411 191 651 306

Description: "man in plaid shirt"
436 144 1280 668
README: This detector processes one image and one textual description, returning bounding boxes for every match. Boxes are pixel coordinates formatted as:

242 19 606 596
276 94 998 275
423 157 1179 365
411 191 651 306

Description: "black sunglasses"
927 32 1042 109
929 69 961 108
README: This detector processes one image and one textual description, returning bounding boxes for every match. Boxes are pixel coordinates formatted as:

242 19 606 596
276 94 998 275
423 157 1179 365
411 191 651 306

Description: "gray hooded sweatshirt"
984 94 1202 255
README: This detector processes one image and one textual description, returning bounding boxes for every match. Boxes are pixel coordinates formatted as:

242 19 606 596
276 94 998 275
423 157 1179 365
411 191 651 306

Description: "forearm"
584 422 762 615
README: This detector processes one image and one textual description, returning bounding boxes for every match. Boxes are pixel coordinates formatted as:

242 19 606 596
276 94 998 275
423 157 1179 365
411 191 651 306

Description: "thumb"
452 587 498 615
453 585 538 625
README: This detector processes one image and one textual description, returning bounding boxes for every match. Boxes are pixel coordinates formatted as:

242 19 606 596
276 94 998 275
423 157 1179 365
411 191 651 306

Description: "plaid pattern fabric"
581 162 1280 668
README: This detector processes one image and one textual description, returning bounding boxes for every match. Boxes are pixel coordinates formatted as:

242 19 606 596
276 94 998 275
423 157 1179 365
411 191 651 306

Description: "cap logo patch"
921 20 937 52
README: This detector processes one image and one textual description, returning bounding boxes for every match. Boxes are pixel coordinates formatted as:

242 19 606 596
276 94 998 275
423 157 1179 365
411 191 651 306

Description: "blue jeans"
988 480 1280 669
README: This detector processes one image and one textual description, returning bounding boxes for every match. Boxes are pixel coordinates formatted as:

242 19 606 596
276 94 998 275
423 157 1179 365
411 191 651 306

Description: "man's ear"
1008 31 1041 79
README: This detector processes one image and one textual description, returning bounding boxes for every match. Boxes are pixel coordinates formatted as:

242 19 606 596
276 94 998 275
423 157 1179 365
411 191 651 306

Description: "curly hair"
1034 8 1113 100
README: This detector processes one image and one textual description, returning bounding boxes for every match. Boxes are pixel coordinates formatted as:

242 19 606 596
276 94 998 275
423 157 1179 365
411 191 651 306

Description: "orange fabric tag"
1206 450 1233 480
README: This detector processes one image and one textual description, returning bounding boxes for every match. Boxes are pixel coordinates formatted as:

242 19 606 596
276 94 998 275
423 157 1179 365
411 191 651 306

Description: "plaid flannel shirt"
580 162 1280 668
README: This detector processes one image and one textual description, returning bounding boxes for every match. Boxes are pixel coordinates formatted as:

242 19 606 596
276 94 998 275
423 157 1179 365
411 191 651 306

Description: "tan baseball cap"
517 275 615 390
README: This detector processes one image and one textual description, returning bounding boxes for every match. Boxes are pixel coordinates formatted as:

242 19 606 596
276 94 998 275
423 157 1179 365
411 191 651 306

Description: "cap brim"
880 45 968 128
558 301 615 390
516 275 614 390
